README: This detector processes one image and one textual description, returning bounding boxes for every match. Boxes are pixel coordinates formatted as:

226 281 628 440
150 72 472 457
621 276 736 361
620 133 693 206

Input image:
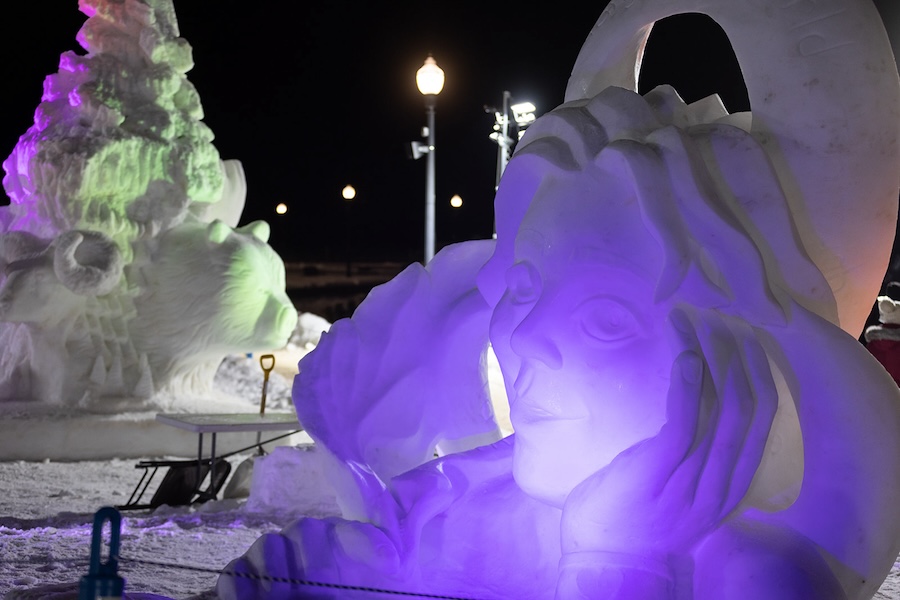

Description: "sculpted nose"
510 310 563 370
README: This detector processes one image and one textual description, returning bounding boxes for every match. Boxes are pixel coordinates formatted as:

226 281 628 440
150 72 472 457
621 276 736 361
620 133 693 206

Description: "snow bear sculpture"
128 219 296 397
0 0 296 410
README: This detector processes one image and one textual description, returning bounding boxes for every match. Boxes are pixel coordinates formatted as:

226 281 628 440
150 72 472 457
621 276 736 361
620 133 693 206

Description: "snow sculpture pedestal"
0 0 297 458
220 1 900 599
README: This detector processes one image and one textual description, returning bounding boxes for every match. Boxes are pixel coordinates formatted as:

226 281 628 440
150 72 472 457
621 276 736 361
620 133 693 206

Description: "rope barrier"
0 540 490 598
116 554 491 600
43 506 494 600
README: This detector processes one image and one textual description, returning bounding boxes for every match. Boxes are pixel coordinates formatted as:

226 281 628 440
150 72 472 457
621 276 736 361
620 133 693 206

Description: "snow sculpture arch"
0 0 296 411
565 0 899 337
219 1 900 599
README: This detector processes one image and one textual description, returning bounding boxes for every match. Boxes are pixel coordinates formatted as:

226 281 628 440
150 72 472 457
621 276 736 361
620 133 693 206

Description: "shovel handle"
258 354 275 415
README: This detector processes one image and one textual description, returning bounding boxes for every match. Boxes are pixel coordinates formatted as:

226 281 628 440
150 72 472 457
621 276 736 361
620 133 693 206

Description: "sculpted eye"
578 297 640 343
505 261 542 305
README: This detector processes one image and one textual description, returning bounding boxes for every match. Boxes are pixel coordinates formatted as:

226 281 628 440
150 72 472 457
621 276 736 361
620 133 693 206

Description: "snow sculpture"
0 0 296 409
219 1 900 599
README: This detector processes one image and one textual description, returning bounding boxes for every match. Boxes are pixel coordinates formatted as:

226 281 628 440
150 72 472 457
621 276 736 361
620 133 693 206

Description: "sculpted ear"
237 220 271 243
207 220 230 244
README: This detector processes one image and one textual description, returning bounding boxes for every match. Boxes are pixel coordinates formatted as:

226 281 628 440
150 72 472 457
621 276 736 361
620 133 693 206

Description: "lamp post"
488 93 536 191
487 93 536 236
449 194 462 242
416 55 444 263
341 185 356 277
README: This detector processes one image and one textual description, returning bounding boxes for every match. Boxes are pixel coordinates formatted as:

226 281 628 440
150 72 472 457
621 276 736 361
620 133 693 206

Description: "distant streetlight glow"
450 194 463 208
342 185 356 201
416 55 443 264
275 203 288 215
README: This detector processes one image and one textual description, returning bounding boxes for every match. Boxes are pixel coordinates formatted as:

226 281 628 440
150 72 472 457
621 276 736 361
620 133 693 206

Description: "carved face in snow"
490 164 674 508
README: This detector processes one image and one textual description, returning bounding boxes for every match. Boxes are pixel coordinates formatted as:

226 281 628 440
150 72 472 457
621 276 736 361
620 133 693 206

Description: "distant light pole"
449 194 462 242
341 185 356 277
416 55 444 264
488 92 536 191
487 93 536 236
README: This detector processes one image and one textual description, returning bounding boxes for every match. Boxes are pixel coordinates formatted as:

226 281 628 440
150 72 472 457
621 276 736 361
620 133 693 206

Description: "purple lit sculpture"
219 1 900 598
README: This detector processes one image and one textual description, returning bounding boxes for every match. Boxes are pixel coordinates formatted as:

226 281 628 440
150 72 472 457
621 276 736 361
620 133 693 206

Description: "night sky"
2 2 898 263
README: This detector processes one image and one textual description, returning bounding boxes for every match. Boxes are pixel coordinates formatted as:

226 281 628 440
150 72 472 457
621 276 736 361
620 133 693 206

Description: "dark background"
1 2 898 265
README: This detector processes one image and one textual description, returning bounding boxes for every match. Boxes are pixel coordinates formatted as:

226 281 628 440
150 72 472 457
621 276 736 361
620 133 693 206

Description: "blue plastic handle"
79 506 125 599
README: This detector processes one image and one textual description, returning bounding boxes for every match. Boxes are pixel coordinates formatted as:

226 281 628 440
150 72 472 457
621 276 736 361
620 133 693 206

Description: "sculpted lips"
512 366 581 424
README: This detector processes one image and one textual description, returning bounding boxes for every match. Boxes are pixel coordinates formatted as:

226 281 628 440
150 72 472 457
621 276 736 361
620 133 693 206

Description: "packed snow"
0 339 895 599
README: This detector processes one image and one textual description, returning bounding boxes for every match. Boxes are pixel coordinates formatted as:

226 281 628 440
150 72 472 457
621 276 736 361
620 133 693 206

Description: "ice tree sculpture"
0 0 296 410
220 1 900 598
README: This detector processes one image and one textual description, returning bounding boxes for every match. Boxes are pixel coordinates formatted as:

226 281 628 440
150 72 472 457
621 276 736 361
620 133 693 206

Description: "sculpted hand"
556 308 777 597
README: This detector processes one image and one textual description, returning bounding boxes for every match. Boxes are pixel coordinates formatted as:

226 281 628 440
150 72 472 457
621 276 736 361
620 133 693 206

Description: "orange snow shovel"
255 354 275 452
221 353 278 499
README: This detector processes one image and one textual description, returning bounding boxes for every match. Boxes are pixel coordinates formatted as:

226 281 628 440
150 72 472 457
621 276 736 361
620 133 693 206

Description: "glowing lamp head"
450 194 463 208
416 56 445 96
342 185 356 201
275 203 288 215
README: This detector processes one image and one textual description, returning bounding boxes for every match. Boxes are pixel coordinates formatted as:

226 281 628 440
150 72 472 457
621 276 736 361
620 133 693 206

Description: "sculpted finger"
658 355 718 516
652 347 720 518
695 348 754 514
658 349 705 465
725 328 778 509
667 308 715 452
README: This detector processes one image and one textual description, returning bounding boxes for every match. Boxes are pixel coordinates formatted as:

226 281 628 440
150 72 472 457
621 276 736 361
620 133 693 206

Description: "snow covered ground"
0 453 335 599
4 455 900 600
0 347 346 600
0 345 898 599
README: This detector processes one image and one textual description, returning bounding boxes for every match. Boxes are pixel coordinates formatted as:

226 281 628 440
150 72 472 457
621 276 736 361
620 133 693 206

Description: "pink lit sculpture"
219 1 900 598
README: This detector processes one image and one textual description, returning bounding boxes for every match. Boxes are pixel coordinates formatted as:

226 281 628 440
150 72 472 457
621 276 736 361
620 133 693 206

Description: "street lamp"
416 55 444 264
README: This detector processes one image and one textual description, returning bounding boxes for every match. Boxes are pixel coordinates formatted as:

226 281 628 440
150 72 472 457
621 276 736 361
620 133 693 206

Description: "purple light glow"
217 2 900 598
68 89 82 107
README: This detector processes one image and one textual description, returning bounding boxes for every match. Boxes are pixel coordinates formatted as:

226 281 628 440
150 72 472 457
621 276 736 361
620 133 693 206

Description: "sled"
118 456 233 510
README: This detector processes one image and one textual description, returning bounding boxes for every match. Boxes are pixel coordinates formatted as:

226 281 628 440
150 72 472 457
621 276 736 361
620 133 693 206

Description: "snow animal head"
129 219 297 390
